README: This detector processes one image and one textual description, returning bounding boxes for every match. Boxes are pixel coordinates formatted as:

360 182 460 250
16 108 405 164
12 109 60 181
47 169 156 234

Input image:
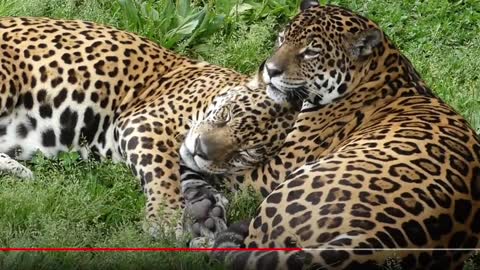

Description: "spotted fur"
202 2 480 269
0 17 296 239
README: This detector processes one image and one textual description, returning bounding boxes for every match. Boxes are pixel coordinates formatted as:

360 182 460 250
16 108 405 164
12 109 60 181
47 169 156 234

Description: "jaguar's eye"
300 47 320 60
218 106 231 123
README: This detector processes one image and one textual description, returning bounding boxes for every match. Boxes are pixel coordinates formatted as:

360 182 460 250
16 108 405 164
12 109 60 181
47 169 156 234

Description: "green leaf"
175 0 190 18
140 1 159 21
229 3 254 17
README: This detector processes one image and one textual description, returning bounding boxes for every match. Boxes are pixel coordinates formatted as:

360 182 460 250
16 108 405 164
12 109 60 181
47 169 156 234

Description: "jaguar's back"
0 17 196 160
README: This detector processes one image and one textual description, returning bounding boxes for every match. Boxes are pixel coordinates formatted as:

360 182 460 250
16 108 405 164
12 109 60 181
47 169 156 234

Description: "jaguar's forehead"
211 87 262 108
283 5 374 42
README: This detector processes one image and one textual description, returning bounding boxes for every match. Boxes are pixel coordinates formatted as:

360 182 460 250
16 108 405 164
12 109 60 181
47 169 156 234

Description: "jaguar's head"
180 66 298 175
263 1 385 105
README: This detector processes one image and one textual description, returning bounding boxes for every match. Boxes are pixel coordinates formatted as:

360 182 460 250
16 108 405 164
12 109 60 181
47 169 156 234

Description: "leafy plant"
116 0 227 49
114 0 302 50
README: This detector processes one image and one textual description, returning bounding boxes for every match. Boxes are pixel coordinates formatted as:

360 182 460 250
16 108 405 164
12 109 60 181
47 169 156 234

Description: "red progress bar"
0 248 302 252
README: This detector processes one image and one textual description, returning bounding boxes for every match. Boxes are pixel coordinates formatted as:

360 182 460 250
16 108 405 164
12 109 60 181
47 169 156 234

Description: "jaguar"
0 17 298 239
182 1 480 269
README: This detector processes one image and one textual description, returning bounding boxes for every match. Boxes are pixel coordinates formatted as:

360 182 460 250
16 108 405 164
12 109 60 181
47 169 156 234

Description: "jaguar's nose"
265 62 283 78
193 134 230 162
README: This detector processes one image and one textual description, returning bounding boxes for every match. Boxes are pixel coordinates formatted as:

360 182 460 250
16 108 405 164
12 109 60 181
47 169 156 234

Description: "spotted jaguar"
182 1 480 269
0 17 299 239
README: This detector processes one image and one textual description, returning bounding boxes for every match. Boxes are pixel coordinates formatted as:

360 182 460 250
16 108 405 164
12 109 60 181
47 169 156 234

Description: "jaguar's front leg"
117 122 227 245
180 161 229 247
115 122 184 239
0 153 34 179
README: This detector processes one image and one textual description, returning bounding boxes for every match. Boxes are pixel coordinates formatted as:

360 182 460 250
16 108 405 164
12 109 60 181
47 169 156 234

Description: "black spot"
39 104 53 118
319 203 345 215
93 60 105 75
384 207 405 218
287 189 304 202
16 123 29 138
287 179 305 188
72 90 85 103
402 219 427 246
37 89 47 102
384 226 408 247
289 211 312 228
423 214 453 241
143 172 153 184
266 192 282 204
61 53 72 64
454 199 472 224
67 69 78 84
285 202 307 215
375 212 396 224
129 154 139 165
471 167 480 200
53 88 67 108
305 191 323 205
51 77 63 88
42 129 56 147
127 137 139 150
27 116 37 129
59 107 78 146
375 231 396 248
23 92 34 110
81 107 100 144
6 145 22 158
139 153 153 167
350 219 376 230
337 83 347 94
265 207 277 218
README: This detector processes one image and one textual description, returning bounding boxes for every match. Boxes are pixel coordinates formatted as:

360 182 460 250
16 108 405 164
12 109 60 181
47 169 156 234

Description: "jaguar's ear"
346 28 382 60
300 0 319 11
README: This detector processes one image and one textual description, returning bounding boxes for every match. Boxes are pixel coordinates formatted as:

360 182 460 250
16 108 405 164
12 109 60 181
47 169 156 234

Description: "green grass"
0 0 478 269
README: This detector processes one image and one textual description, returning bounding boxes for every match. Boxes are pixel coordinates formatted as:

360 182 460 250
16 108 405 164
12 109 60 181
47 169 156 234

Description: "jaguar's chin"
266 84 305 109
179 143 201 172
266 84 289 104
